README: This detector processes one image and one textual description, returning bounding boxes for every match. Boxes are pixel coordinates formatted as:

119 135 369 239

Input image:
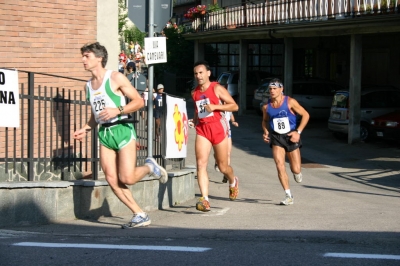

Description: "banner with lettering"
0 69 19 127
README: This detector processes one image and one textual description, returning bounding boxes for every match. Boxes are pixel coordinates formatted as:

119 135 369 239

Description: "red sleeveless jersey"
192 82 223 123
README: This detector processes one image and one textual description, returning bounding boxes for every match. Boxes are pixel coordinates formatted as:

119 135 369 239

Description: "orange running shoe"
229 176 239 201
196 197 211 212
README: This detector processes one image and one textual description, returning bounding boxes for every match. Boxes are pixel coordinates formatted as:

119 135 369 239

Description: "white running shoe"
280 194 294 205
145 157 168 184
122 213 151 228
214 163 220 172
293 173 302 183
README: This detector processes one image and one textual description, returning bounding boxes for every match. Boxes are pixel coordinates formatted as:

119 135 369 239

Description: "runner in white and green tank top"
86 69 137 151
74 42 168 228
86 69 129 125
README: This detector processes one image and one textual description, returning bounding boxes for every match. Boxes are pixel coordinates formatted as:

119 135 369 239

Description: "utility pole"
147 0 155 157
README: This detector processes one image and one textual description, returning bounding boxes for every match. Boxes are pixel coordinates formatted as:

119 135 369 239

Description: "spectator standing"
119 49 128 64
141 46 146 68
129 41 135 54
125 62 136 84
135 47 143 73
134 41 141 54
118 56 125 74
154 84 165 141
74 42 168 228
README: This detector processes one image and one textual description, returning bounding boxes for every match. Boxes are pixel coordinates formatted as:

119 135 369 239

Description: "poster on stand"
164 94 188 158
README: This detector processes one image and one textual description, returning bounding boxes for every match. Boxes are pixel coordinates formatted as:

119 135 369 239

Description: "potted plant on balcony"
207 3 223 13
184 5 207 22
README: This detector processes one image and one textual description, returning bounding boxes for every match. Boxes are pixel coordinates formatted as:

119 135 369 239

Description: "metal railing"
190 0 399 32
0 70 179 182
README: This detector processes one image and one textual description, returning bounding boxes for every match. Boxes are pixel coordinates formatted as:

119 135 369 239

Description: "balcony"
184 0 399 38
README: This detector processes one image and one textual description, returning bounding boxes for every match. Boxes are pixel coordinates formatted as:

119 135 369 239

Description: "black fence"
0 69 184 182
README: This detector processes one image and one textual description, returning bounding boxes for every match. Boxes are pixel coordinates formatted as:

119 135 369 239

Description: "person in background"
261 78 309 205
134 41 141 54
118 56 125 74
125 62 136 84
118 49 128 64
135 47 143 73
129 41 135 54
154 84 165 141
74 42 168 228
216 111 239 183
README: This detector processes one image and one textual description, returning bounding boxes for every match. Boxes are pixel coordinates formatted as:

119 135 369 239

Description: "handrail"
187 0 399 33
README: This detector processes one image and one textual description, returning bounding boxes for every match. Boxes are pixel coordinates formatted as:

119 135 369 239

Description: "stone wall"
0 167 196 227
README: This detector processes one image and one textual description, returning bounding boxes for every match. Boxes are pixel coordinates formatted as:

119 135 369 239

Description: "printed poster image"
165 94 188 159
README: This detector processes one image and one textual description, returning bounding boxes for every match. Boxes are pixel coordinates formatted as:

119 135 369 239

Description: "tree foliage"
154 27 194 79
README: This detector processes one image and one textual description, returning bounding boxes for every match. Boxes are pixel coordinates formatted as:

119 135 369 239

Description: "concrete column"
194 41 204 62
348 34 362 144
284 37 293 96
97 0 119 71
239 39 248 115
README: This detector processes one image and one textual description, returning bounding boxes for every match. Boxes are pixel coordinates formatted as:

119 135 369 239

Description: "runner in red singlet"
190 60 240 212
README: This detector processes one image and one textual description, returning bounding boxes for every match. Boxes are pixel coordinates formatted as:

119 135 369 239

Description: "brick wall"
0 0 99 181
0 0 97 86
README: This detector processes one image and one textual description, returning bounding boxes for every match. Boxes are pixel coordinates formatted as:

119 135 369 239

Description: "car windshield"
257 84 269 92
332 92 348 108
217 74 229 85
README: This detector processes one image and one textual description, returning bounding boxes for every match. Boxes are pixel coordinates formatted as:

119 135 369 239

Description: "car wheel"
360 122 371 142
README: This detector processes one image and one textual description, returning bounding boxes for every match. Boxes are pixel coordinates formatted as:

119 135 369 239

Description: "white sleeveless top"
86 70 128 124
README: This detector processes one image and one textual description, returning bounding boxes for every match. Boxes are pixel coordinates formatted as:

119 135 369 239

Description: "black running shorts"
270 130 302 152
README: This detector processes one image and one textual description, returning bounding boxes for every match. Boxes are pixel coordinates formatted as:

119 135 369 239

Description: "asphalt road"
0 104 399 266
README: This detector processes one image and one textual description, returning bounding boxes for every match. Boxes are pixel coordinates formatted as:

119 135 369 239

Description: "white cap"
157 84 164 90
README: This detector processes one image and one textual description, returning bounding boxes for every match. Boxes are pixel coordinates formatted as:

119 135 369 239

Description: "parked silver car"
328 86 400 141
217 70 270 107
260 79 344 119
252 78 276 115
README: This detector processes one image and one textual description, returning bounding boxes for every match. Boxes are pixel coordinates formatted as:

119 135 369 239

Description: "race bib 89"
273 117 290 134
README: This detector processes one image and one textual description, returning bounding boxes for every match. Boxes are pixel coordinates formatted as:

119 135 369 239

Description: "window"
206 42 283 77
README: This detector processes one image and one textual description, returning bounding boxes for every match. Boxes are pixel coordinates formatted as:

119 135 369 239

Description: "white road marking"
13 242 211 252
324 253 400 260
201 207 230 217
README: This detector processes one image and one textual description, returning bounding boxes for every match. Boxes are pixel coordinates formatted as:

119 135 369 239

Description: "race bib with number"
272 117 290 134
196 98 213 119
91 93 108 123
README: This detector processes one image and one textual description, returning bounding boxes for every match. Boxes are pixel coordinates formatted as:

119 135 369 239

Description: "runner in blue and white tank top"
267 96 297 135
261 78 310 206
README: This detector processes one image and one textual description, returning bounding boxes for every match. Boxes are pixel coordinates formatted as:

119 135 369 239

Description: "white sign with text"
144 37 167 64
0 69 20 128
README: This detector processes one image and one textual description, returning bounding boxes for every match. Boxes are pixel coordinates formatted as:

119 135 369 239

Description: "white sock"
135 212 146 218
146 164 154 174
204 196 209 201
285 189 292 197
229 178 236 187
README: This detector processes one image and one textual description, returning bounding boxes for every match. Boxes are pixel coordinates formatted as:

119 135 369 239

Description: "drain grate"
301 157 328 168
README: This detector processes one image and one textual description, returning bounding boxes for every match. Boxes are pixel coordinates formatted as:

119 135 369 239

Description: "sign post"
146 0 168 157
